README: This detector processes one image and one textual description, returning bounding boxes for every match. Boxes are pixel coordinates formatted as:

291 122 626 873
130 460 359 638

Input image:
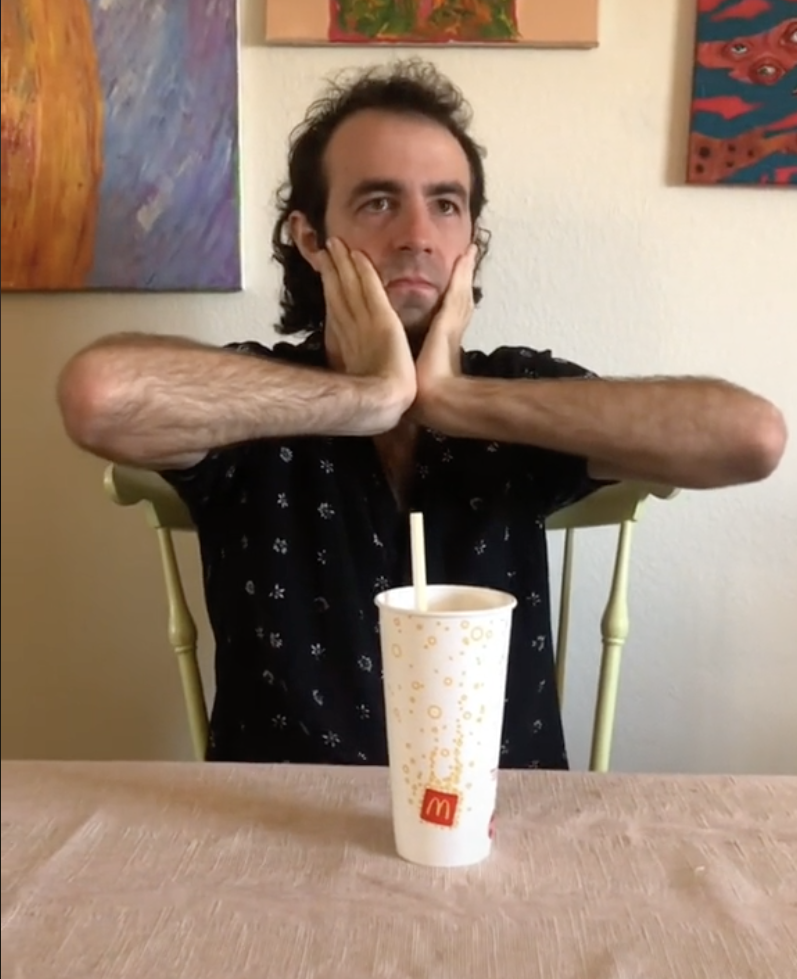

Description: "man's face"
321 109 475 335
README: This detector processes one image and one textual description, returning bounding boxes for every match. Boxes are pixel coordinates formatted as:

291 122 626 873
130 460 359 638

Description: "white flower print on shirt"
322 731 341 747
320 459 334 474
279 447 293 463
318 502 335 519
273 538 288 554
357 655 373 673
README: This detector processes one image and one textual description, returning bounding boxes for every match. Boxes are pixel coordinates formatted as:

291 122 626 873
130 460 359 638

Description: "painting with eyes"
686 0 797 187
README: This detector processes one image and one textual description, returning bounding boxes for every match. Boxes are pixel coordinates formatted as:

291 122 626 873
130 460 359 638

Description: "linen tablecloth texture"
2 762 795 978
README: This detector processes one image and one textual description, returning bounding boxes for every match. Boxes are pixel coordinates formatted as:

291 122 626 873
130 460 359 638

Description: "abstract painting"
1 0 241 293
686 0 797 187
264 0 599 47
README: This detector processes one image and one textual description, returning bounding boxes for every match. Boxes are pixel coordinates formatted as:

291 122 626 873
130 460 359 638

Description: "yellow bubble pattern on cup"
385 613 510 824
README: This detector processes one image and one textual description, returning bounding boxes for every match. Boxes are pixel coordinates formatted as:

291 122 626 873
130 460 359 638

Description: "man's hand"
413 244 478 420
317 238 417 425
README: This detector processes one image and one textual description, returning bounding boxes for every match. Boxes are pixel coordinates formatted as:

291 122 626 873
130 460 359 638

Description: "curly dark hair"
270 59 490 336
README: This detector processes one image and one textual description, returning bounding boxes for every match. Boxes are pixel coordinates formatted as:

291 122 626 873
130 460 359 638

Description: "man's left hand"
414 244 478 412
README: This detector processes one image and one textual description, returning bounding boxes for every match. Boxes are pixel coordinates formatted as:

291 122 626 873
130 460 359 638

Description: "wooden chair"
104 463 677 769
547 480 678 770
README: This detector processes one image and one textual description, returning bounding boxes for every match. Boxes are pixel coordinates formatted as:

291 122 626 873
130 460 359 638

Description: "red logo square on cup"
420 788 459 827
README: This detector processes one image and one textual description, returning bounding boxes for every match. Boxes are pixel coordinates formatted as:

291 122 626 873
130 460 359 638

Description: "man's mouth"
387 277 436 290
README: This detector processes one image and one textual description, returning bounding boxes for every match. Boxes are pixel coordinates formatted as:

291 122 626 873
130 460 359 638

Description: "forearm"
58 333 406 468
420 375 786 489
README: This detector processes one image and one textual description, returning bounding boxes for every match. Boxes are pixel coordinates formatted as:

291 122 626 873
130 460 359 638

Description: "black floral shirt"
161 332 607 769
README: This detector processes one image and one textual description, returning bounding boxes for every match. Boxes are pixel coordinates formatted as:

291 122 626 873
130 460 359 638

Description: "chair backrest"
104 464 208 761
104 463 677 769
546 480 678 770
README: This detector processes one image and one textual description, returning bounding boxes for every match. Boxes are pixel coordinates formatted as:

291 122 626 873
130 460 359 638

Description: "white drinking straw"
409 511 428 612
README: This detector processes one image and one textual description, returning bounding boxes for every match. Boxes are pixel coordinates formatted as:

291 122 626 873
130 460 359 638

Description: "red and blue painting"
687 0 797 186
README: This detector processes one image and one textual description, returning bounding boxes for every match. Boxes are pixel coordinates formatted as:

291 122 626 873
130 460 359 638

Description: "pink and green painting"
264 0 599 47
329 0 520 43
1 0 241 292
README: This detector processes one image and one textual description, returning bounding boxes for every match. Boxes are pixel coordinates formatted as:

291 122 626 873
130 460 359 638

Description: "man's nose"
394 201 434 253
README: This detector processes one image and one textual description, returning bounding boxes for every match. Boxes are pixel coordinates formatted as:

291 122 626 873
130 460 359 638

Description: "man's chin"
394 298 440 334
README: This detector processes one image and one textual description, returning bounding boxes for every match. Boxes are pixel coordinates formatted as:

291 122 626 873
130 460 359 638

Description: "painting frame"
685 0 797 188
264 0 599 48
1 0 243 294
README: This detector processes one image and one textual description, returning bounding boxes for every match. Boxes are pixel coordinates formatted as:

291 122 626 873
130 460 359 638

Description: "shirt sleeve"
465 344 616 518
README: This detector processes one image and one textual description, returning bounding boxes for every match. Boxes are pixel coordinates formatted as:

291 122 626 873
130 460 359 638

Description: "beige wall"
2 0 795 771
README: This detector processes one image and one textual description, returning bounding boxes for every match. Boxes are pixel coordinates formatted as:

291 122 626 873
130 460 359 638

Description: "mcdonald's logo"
420 788 459 827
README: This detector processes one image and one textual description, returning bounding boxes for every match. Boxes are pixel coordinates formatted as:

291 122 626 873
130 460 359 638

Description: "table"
2 761 795 977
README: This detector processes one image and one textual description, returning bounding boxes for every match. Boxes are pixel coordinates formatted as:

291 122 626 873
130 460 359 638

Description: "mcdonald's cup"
375 584 517 867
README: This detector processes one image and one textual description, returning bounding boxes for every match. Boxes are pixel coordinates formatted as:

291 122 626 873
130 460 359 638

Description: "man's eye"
437 199 460 215
363 197 391 213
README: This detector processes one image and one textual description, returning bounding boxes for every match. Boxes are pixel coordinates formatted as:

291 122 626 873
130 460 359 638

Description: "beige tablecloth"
2 761 795 978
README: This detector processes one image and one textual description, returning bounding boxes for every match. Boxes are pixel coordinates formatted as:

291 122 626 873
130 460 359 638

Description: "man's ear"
288 211 324 271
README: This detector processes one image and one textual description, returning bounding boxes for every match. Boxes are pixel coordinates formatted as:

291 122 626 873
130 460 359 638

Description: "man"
57 60 786 769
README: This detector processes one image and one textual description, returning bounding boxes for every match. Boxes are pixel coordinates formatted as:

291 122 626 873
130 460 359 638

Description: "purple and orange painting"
687 0 797 186
1 0 241 293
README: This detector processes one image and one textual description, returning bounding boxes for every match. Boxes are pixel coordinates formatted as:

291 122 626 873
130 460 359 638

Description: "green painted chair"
546 480 678 770
104 463 677 770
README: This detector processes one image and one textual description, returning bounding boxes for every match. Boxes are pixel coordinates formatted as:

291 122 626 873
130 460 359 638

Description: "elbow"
736 399 788 484
56 349 120 457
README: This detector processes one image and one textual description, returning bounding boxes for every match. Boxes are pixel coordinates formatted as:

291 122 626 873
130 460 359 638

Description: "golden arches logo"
420 788 459 827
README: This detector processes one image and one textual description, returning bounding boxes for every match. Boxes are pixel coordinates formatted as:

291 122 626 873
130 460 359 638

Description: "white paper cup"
375 584 517 868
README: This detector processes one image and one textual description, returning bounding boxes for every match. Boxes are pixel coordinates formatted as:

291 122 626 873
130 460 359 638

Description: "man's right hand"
317 238 417 427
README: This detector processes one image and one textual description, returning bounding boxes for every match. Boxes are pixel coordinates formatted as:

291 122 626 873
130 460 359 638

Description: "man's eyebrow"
346 179 469 207
426 181 468 203
346 180 403 207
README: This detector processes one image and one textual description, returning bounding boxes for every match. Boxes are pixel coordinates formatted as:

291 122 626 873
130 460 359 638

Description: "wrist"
349 374 417 435
414 375 464 430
